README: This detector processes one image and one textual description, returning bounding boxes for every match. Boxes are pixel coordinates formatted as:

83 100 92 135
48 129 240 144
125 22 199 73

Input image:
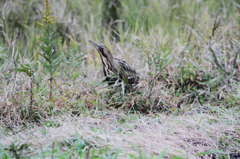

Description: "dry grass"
1 110 239 158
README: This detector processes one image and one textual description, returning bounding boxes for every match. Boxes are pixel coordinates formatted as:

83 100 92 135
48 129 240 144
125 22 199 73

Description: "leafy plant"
5 141 29 159
147 40 173 92
63 36 86 87
0 143 11 159
37 0 62 102
12 60 38 112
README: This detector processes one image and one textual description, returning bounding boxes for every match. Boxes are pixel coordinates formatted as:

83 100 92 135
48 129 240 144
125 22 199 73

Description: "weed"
37 0 62 102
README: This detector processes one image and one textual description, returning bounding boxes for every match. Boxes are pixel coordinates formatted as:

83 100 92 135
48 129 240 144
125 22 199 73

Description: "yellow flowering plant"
38 0 62 101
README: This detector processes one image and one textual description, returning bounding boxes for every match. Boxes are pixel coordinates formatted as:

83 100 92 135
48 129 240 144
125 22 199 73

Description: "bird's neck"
107 55 119 74
108 55 115 65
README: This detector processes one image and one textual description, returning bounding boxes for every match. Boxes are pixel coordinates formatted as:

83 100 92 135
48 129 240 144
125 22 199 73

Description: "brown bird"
89 40 139 85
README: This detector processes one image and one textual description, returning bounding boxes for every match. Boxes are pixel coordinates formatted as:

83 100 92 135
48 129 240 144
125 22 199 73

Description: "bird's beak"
89 40 102 50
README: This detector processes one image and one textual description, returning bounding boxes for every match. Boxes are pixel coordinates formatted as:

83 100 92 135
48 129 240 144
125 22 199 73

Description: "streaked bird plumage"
89 40 139 84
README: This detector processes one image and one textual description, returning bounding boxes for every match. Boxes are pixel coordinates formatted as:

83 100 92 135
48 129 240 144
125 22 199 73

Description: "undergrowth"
0 0 240 158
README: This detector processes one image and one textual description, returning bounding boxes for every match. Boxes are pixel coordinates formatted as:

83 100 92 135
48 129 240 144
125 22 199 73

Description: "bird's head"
89 40 113 62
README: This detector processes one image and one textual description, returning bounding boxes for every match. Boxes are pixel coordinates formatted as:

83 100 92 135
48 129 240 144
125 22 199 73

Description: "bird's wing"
115 58 139 84
115 58 136 74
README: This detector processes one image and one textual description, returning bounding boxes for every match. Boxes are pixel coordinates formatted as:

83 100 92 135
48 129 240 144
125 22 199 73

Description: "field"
0 0 240 158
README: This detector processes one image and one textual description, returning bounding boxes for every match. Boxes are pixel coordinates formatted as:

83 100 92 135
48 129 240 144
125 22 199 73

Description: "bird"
89 40 139 85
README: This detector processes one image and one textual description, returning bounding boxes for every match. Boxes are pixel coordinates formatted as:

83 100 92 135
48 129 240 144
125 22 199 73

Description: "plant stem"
30 68 33 109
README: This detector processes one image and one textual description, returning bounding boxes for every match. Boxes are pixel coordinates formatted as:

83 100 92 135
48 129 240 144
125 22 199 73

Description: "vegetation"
0 0 240 158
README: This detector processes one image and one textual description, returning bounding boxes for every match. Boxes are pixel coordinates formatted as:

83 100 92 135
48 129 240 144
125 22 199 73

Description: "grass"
0 0 240 158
